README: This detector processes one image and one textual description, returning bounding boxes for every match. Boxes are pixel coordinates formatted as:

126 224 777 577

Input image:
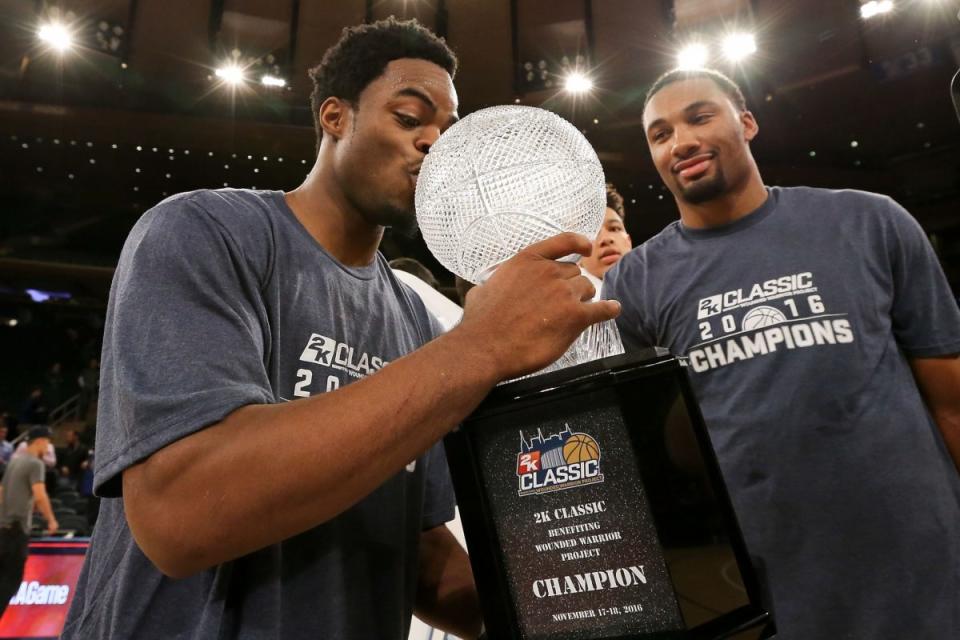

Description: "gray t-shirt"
604 186 960 639
0 454 45 534
62 189 455 640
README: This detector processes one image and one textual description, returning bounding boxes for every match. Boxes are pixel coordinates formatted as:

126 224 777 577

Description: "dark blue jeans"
0 525 28 620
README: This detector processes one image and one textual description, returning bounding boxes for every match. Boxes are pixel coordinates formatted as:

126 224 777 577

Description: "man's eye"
396 114 420 128
692 113 712 124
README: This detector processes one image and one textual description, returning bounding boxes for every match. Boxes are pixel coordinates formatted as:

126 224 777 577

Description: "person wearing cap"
0 426 58 620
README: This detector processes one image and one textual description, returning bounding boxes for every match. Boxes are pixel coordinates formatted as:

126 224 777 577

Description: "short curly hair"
308 18 458 153
606 183 626 221
644 68 746 113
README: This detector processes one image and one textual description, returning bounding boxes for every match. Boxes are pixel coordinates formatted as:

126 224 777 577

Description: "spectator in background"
0 427 58 620
57 429 89 483
579 183 633 299
0 426 12 467
43 362 66 411
18 388 47 426
77 358 100 419
14 439 56 469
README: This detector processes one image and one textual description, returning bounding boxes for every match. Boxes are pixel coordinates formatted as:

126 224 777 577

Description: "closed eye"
395 113 421 128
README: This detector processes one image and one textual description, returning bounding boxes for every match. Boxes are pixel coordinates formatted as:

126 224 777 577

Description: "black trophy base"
445 349 772 640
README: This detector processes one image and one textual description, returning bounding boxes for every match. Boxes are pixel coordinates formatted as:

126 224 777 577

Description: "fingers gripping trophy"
415 105 624 375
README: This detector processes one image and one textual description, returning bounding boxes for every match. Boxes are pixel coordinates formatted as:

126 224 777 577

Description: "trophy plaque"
445 350 772 639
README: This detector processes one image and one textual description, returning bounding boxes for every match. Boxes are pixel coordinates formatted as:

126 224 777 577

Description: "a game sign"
0 540 89 640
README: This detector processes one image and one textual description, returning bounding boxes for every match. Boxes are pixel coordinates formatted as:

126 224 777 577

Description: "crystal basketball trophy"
416 106 772 639
416 105 624 374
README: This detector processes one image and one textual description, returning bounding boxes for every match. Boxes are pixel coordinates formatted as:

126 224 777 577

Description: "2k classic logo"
300 334 336 366
516 424 603 496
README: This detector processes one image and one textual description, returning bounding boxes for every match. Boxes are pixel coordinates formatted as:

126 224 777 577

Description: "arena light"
677 43 709 70
721 32 757 62
260 74 287 88
38 21 74 53
860 0 894 19
563 71 594 94
215 64 246 86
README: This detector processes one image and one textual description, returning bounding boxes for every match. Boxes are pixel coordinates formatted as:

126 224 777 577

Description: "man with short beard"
604 68 960 639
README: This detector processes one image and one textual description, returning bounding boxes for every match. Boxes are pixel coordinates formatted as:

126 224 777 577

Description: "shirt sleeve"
602 252 658 351
94 195 274 496
885 198 960 357
29 459 45 486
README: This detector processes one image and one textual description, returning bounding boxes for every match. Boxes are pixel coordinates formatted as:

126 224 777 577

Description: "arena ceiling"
1 0 959 308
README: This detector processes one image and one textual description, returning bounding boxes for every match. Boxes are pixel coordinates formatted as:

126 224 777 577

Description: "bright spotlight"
722 33 757 62
860 0 894 19
38 22 74 53
215 64 246 86
677 43 709 70
563 71 594 94
261 74 287 88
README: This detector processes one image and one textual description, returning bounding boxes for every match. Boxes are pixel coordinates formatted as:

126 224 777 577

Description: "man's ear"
318 97 353 141
741 110 759 143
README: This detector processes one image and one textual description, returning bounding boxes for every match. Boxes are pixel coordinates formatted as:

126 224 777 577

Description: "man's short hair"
606 183 626 221
308 18 458 153
644 68 747 113
27 425 52 442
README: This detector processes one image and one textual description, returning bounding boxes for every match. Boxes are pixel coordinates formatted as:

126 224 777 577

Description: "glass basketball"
415 105 607 284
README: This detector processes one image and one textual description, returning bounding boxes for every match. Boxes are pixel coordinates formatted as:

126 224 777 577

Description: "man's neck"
677 175 767 230
284 160 384 267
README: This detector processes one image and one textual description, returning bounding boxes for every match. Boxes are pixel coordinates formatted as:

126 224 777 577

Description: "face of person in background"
581 207 632 280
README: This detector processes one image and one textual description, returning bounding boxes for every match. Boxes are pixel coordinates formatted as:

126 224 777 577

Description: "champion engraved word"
517 425 603 496
532 565 648 598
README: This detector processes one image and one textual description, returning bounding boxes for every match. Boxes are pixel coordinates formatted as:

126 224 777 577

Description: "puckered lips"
408 164 422 187
672 152 715 180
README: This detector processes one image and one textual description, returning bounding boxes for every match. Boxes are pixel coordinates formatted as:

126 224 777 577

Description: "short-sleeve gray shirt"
604 186 960 639
62 189 455 640
0 454 45 534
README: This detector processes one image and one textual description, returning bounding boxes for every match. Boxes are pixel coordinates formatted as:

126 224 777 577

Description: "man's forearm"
415 525 483 639
36 493 56 523
124 327 501 578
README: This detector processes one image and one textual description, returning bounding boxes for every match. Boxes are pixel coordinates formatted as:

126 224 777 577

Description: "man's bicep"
94 202 273 496
31 482 48 500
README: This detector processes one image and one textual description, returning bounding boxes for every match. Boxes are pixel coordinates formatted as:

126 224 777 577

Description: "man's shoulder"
140 189 280 231
776 185 897 213
616 221 683 271
123 189 282 272
9 454 43 475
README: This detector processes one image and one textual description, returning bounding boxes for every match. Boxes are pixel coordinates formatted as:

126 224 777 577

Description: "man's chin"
382 206 419 238
679 176 727 204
